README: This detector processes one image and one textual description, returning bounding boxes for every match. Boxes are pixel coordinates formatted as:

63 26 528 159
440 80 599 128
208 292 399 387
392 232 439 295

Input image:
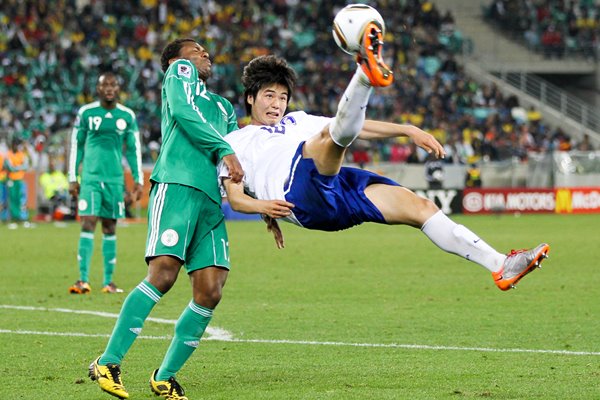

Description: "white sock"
421 211 505 272
328 68 373 147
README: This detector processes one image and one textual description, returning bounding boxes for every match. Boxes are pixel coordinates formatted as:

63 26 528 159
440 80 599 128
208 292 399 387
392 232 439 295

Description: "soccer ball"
332 4 385 55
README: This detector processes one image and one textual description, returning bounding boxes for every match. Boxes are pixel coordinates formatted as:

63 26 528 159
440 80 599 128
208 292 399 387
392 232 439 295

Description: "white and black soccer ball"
332 4 385 55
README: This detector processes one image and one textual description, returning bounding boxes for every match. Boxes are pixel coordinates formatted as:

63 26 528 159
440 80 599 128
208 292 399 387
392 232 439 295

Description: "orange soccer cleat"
68 280 91 294
357 21 393 87
493 243 550 291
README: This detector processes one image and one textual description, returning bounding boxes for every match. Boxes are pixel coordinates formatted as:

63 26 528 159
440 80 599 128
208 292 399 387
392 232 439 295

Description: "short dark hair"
241 55 297 116
160 38 197 72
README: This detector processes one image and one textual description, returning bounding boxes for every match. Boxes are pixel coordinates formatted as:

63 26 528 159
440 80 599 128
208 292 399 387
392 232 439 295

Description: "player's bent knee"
81 217 97 231
421 197 440 214
147 256 181 293
193 288 222 309
414 197 440 224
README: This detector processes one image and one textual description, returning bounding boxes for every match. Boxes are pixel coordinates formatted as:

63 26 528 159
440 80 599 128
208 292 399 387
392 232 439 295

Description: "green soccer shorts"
78 181 125 219
145 182 230 272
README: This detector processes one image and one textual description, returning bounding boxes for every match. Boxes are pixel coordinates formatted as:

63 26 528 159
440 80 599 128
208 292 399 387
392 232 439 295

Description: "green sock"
102 234 117 286
155 301 213 381
77 232 94 282
99 280 163 365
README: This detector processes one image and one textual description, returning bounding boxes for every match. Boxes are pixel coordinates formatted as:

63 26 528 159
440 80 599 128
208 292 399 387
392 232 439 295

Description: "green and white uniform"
145 59 238 271
69 101 143 218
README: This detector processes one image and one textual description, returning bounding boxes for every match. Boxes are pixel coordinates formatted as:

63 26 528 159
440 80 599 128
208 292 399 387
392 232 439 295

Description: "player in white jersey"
219 24 550 291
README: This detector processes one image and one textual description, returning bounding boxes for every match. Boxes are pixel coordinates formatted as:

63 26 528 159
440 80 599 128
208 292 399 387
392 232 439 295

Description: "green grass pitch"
1 214 599 399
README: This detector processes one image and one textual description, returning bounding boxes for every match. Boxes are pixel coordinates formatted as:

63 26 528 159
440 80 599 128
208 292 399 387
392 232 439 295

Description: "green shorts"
145 183 230 272
78 181 125 219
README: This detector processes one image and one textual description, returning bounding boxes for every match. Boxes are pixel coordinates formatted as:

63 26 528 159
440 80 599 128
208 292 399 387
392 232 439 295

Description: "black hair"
241 55 297 116
160 38 197 72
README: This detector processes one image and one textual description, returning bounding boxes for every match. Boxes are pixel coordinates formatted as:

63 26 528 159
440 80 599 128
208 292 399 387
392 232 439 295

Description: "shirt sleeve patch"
177 63 192 78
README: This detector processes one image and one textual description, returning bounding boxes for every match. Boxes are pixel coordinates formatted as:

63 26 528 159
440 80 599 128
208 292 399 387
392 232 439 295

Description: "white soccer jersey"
218 111 331 224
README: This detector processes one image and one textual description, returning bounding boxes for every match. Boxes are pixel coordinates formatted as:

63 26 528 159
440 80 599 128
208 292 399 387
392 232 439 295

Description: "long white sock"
328 68 373 147
421 211 505 272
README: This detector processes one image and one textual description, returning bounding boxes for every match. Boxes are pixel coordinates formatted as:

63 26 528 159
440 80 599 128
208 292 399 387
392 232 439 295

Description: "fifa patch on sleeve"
177 64 191 78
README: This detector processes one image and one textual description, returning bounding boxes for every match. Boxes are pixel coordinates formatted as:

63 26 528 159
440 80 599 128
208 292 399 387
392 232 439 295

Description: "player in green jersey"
68 72 144 295
88 39 243 400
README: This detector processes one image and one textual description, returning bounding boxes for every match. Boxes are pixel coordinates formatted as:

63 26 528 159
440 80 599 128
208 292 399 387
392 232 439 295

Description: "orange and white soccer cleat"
357 21 393 87
69 280 91 294
493 243 550 291
101 282 124 294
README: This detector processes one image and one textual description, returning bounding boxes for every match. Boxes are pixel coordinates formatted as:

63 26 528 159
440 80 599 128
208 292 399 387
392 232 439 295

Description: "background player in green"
68 71 144 294
88 38 243 400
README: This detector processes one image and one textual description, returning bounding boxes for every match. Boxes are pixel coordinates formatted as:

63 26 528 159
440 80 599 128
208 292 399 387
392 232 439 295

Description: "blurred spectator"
39 158 69 219
465 163 482 187
0 148 7 222
5 137 31 228
575 133 594 150
541 24 564 58
351 142 371 169
424 152 444 189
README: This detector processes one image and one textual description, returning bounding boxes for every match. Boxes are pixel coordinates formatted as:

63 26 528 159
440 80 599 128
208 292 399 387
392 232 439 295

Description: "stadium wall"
23 168 600 218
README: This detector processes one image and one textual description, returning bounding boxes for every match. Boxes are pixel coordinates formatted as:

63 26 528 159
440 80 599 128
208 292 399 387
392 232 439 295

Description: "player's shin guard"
421 210 506 272
99 280 163 365
102 234 117 286
155 301 213 381
78 231 94 282
328 68 373 147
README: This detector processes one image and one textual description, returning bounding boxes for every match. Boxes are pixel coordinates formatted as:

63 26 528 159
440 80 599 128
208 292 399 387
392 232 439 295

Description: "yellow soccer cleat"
493 243 550 291
149 369 188 400
88 357 129 399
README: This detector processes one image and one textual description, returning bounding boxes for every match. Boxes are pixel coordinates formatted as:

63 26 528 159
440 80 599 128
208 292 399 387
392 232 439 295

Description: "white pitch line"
1 305 599 357
0 304 232 341
0 329 170 340
0 328 599 357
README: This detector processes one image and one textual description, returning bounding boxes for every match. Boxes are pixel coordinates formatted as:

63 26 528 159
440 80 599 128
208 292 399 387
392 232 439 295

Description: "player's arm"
67 112 88 197
359 120 446 158
123 116 144 202
165 61 236 155
221 178 294 219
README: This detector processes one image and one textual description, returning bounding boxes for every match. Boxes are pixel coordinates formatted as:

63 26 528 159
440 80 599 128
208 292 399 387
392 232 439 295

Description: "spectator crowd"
487 0 600 60
0 0 594 190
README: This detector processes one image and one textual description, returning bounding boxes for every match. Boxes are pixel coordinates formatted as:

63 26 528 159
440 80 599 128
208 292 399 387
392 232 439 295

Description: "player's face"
248 84 289 126
177 42 212 81
97 75 120 104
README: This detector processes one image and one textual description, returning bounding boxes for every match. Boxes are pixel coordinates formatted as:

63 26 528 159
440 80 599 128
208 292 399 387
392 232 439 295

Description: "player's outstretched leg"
149 369 188 400
493 243 550 290
357 21 393 87
88 357 129 399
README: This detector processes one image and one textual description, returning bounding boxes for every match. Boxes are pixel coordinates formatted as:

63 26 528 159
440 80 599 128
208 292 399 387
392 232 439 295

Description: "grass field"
1 214 599 399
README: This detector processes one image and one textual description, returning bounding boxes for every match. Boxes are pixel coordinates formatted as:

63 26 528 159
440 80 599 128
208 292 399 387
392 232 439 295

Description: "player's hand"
412 128 446 159
263 215 285 249
69 182 80 198
131 183 143 202
260 200 294 219
222 154 244 184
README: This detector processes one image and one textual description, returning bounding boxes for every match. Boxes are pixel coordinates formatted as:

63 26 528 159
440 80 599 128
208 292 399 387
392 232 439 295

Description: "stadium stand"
0 0 591 175
485 0 599 60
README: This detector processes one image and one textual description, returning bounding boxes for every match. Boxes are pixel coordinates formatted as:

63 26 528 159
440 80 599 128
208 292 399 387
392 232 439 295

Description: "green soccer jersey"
69 101 143 185
150 59 238 203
